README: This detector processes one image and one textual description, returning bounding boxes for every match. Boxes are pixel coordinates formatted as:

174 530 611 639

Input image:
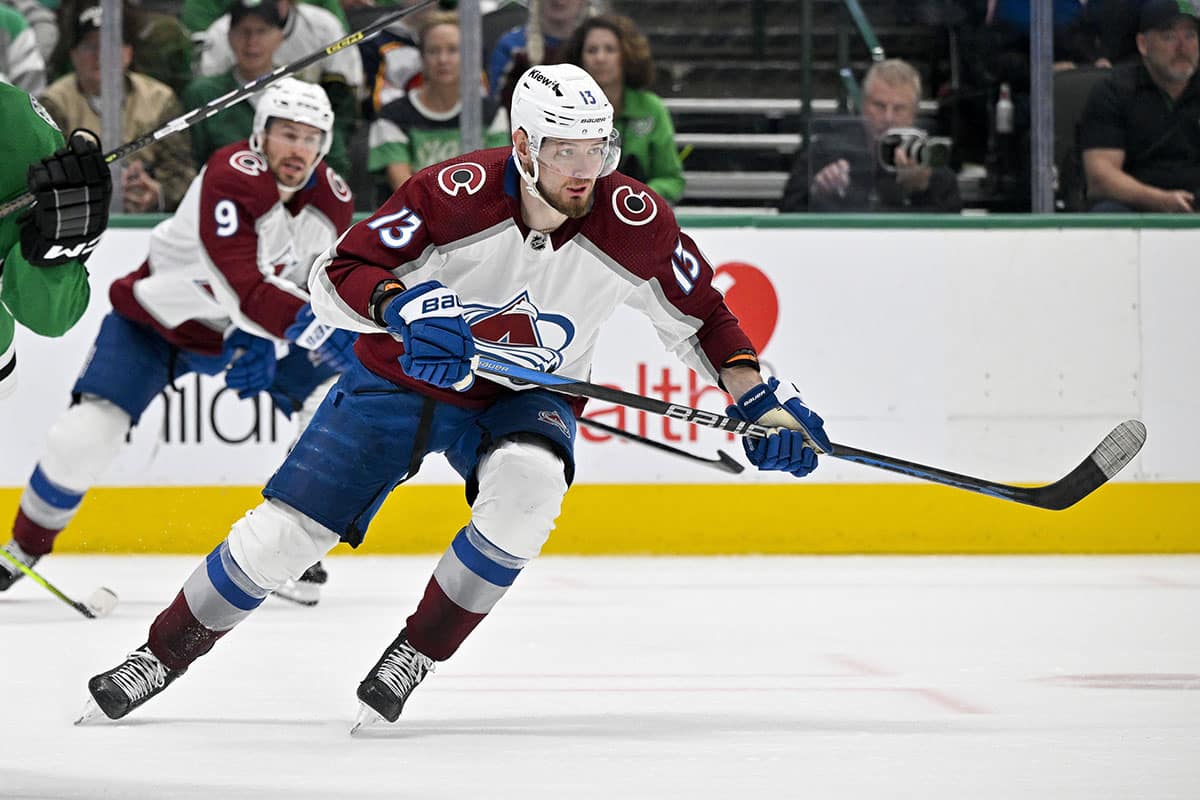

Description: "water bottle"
996 82 1014 135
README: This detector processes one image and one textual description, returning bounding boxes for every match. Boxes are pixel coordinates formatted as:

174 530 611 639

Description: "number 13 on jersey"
368 208 425 249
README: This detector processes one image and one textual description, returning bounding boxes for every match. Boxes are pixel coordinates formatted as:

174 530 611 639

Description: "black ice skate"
76 645 185 724
351 629 435 734
273 561 328 606
0 539 41 591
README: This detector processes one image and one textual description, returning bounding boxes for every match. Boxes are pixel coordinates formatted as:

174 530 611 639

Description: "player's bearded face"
535 136 607 218
263 119 324 188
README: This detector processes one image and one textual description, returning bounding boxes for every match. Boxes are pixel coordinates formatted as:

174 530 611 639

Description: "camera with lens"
877 127 952 171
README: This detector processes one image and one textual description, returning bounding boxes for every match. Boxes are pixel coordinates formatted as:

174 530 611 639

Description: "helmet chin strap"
512 146 568 224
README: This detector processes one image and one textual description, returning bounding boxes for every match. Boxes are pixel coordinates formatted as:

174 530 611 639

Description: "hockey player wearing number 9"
0 79 358 599
80 64 833 730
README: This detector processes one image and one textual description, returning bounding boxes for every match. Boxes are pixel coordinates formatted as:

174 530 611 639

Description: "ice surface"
2 555 1198 799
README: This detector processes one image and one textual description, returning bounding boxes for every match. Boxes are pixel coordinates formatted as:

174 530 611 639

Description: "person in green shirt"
0 83 110 399
367 11 510 202
181 0 352 176
181 0 350 35
562 13 685 204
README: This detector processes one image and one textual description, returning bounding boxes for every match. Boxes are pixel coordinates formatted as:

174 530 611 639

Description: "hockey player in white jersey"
1 79 355 603
81 64 832 728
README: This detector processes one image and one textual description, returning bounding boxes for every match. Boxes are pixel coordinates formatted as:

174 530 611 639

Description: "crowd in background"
0 0 686 213
1 0 1199 214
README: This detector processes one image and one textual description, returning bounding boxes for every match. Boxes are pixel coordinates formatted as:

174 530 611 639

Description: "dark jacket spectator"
780 59 962 213
1081 0 1200 211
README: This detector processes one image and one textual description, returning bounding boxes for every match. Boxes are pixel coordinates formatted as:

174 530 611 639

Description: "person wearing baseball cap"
39 3 196 212
1139 0 1200 34
181 0 290 166
1078 0 1200 212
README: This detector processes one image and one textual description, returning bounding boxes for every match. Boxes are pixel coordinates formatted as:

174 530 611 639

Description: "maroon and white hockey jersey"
309 147 755 408
110 141 354 355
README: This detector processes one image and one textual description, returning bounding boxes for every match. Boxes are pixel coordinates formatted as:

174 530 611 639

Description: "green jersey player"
0 82 111 398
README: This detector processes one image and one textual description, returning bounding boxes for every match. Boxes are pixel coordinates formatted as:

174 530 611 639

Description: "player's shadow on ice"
101 712 989 739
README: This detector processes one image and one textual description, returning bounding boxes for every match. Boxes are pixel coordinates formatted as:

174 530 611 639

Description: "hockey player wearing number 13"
80 63 834 730
0 78 356 598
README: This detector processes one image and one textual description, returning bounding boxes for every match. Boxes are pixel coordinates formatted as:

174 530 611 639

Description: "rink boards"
1 215 1196 553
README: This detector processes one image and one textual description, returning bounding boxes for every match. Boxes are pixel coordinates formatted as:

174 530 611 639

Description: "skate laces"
108 649 169 702
375 640 434 700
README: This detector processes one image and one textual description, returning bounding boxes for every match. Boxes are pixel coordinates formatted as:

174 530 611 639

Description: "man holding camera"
779 59 962 213
1080 0 1200 213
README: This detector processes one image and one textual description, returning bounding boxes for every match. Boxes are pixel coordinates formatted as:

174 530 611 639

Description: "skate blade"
272 582 320 607
74 698 106 726
349 703 385 736
85 587 119 618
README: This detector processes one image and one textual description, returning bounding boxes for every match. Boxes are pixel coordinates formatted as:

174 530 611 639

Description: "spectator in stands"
0 3 46 93
185 0 346 172
198 0 361 179
563 13 684 203
359 0 436 118
51 0 193 94
779 58 962 213
1081 0 1200 212
2 0 56 62
183 0 349 36
984 0 1109 73
488 0 590 102
368 11 509 200
39 4 195 212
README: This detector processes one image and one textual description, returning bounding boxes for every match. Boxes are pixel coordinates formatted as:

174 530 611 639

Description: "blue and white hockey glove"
726 377 831 478
285 303 358 372
381 280 476 390
222 330 277 399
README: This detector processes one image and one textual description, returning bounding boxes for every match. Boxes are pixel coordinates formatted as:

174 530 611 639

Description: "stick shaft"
471 355 1144 509
0 548 94 617
578 416 744 473
0 0 441 219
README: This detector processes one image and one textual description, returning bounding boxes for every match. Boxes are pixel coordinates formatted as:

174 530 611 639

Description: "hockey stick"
0 549 118 619
470 355 1147 510
579 416 744 474
0 0 456 219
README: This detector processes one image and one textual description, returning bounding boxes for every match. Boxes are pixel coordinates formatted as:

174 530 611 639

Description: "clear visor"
266 120 326 153
535 131 621 180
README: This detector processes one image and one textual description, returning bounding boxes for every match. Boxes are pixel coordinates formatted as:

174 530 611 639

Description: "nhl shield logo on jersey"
537 410 571 438
464 291 575 373
612 185 658 226
438 162 487 196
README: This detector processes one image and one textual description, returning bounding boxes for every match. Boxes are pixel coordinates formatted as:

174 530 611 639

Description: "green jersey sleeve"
0 84 92 341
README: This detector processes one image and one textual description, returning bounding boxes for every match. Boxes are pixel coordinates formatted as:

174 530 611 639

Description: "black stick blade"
1028 420 1147 510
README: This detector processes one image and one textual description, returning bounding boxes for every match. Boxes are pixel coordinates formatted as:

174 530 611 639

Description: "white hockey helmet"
250 77 335 185
510 63 620 187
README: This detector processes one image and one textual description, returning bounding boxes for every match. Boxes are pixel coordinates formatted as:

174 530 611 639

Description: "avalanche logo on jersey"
463 292 575 373
612 185 658 226
264 240 300 279
326 167 353 203
438 162 487 196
